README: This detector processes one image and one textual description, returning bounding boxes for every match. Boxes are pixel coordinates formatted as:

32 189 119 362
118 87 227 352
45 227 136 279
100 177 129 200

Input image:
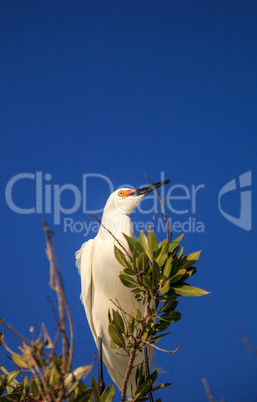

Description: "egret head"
103 180 171 218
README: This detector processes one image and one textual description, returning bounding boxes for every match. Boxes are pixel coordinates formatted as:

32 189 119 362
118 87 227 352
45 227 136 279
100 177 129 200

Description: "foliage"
110 225 209 400
0 222 114 402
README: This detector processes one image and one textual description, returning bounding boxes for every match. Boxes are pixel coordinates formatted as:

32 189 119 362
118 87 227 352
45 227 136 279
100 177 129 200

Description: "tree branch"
143 340 184 354
144 173 171 242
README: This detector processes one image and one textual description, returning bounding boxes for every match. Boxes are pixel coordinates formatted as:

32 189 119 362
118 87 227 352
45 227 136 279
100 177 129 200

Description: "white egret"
75 180 170 398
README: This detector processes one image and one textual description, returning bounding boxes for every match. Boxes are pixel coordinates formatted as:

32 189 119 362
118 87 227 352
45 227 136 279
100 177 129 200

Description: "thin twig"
110 299 140 323
89 215 133 262
1 321 30 346
144 173 171 242
240 331 257 359
143 340 184 354
29 352 55 402
43 220 74 369
0 364 20 385
202 378 215 402
0 336 15 355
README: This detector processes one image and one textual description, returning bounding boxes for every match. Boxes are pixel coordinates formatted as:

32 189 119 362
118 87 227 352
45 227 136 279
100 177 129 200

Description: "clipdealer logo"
4 172 205 234
218 171 252 231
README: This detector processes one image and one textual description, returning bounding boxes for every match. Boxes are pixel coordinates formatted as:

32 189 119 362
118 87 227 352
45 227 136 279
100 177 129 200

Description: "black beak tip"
154 179 172 189
130 178 172 197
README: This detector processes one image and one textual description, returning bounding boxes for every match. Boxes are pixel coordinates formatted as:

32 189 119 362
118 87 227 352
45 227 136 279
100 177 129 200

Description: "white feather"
76 189 152 397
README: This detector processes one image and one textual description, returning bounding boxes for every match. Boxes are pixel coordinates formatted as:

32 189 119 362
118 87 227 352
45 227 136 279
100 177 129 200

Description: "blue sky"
1 1 256 400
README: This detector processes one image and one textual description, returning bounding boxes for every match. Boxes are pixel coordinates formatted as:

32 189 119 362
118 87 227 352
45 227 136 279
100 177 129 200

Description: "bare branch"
144 173 171 242
143 340 184 354
1 321 30 346
43 220 74 369
0 335 15 355
0 364 20 385
121 347 137 402
240 331 257 358
202 378 215 402
29 351 55 402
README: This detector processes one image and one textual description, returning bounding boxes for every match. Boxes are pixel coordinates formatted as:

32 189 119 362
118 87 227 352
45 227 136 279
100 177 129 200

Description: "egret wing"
75 239 96 339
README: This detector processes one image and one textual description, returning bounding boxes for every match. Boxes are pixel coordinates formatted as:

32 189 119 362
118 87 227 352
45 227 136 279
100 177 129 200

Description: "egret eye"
118 190 124 197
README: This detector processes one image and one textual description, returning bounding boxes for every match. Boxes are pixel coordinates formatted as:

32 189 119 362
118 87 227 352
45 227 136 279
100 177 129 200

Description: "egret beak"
129 179 171 197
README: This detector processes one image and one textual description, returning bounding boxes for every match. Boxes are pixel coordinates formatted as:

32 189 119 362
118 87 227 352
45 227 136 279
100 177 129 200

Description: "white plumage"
76 180 170 397
76 188 146 396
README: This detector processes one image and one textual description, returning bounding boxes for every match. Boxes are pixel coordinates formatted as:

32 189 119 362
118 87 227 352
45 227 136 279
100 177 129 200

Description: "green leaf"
169 234 184 253
124 267 136 275
159 278 170 294
5 385 24 399
152 319 170 333
99 384 115 402
152 261 161 286
0 332 4 346
65 365 92 388
163 257 172 278
181 250 201 268
136 308 142 321
148 227 158 253
150 332 171 343
114 246 131 268
119 272 138 288
163 288 178 302
134 370 158 400
156 241 168 267
128 315 135 333
108 323 126 350
151 382 172 393
178 246 184 258
170 268 187 284
0 376 7 396
48 362 61 386
134 378 152 400
72 385 94 402
149 369 158 383
161 310 181 323
183 267 197 280
138 231 152 260
109 339 119 350
7 371 19 385
171 255 179 271
112 310 125 334
12 353 28 368
173 283 210 297
30 378 40 398
123 234 144 254
132 249 140 263
135 364 145 388
160 300 178 314
91 375 100 402
136 252 149 273
22 376 30 395
142 276 152 291
6 381 18 395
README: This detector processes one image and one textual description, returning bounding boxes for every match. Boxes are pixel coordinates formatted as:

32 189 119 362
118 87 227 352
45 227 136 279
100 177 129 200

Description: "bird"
75 179 171 398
